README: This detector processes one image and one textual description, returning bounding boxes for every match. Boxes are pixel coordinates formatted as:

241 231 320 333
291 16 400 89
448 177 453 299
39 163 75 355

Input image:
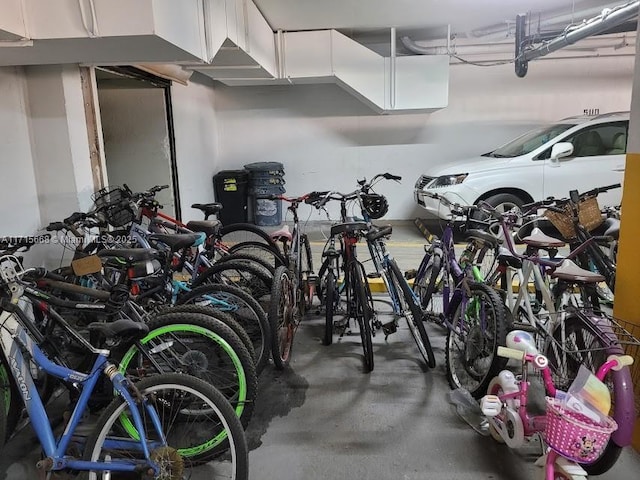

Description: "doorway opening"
95 66 181 219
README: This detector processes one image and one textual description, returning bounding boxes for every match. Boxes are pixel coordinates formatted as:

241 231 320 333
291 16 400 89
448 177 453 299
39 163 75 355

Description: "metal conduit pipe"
522 0 639 62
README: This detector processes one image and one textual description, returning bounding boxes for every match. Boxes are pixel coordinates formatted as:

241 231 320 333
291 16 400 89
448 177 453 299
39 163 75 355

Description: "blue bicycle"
0 253 248 478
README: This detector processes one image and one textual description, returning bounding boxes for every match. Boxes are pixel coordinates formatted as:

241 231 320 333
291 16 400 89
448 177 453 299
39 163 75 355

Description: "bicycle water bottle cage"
271 225 292 243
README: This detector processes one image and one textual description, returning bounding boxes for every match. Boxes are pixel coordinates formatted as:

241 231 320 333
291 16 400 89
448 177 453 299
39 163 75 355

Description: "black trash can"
244 162 286 226
213 169 249 226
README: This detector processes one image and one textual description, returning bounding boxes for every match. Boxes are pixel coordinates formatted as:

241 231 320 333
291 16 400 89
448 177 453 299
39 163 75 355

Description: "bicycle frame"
0 299 164 474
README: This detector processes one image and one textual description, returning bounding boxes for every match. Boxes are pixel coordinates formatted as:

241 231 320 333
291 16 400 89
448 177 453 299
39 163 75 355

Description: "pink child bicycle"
480 330 633 479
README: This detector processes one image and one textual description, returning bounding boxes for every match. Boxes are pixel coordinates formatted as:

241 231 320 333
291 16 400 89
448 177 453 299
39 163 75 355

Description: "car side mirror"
549 142 574 167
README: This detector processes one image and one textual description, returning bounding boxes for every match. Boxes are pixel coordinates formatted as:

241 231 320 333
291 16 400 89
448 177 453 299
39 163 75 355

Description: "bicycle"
312 173 436 370
412 192 508 395
481 329 633 480
265 193 316 369
478 200 638 474
0 254 248 478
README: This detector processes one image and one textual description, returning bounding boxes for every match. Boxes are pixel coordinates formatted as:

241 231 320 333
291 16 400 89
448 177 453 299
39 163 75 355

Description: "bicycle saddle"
591 217 620 240
191 202 223 219
521 228 565 248
97 248 160 264
497 247 522 269
330 222 368 237
88 318 149 340
149 233 205 251
551 259 605 283
271 225 292 242
186 220 221 238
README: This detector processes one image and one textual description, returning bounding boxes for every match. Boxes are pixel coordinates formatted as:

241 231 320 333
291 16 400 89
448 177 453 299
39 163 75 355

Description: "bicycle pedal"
366 272 381 279
480 395 502 417
381 321 397 335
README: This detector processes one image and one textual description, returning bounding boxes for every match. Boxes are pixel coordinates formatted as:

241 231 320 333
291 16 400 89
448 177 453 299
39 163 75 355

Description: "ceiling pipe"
519 1 639 68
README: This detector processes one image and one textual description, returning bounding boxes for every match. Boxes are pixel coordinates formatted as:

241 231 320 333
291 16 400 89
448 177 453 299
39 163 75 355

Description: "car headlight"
431 173 468 188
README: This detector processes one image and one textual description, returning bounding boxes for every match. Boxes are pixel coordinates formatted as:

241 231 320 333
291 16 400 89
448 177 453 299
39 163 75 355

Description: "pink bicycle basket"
543 397 618 464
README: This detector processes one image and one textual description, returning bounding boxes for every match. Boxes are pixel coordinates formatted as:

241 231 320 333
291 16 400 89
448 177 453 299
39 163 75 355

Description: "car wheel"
475 193 525 237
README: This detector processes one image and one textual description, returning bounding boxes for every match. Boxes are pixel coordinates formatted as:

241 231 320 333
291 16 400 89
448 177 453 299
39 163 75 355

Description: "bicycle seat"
97 248 160 265
521 228 565 248
591 217 619 240
191 202 223 219
88 319 149 340
186 220 221 238
465 229 501 248
149 233 204 251
330 222 368 237
271 225 292 243
366 225 393 242
497 247 522 269
551 259 605 283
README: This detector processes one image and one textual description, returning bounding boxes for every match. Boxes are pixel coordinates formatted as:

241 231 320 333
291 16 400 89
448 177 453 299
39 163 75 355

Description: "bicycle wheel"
82 373 248 477
220 223 278 248
178 283 272 375
269 266 296 370
228 241 286 269
154 304 255 364
413 250 444 320
216 252 276 276
323 269 337 346
545 313 632 475
192 260 273 301
118 312 258 430
316 253 340 304
388 259 436 368
298 234 315 314
351 262 374 373
445 281 508 398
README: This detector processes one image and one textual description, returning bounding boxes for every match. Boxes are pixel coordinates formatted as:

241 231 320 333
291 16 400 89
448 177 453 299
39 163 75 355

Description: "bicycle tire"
220 223 279 248
154 304 255 363
413 250 444 320
445 281 508 398
351 262 374 373
269 266 296 370
216 251 276 276
228 241 286 269
545 313 632 475
316 254 340 304
191 260 273 301
299 234 315 314
81 373 249 477
177 283 271 375
388 259 436 369
118 312 258 430
323 270 337 346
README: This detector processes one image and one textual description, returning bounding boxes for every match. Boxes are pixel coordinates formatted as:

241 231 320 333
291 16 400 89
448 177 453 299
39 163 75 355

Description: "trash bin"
244 162 286 226
213 169 249 225
252 184 285 227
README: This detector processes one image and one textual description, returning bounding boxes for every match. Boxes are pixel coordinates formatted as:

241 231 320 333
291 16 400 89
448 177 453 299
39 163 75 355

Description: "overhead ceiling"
253 0 627 40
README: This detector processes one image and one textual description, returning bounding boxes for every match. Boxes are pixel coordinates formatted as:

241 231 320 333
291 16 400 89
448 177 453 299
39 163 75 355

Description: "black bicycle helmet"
362 193 389 219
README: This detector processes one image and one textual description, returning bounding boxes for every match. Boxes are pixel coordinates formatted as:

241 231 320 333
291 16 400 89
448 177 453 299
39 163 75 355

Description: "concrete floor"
1 221 639 479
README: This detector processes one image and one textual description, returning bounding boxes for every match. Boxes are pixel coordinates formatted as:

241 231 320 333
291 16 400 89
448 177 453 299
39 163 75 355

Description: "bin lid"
244 162 284 172
214 169 250 178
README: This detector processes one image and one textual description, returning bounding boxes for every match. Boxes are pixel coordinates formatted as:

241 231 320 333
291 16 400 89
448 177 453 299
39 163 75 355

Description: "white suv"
414 112 628 218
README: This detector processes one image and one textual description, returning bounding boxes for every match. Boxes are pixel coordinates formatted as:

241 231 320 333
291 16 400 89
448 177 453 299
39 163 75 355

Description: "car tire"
483 193 524 214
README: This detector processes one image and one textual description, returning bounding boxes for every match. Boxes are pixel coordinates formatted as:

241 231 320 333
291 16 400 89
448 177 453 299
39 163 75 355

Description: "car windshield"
483 123 575 158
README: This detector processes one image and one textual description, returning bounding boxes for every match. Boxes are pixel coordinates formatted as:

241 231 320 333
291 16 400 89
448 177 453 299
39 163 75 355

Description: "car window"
483 124 575 158
537 121 628 159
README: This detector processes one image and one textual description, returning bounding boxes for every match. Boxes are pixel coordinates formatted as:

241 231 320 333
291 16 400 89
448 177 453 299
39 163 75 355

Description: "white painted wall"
171 73 220 220
0 67 41 236
98 87 175 216
213 55 634 220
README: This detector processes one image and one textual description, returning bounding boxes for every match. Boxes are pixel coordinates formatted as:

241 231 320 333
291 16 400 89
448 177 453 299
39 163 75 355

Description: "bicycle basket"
544 196 603 240
543 397 617 464
91 187 134 227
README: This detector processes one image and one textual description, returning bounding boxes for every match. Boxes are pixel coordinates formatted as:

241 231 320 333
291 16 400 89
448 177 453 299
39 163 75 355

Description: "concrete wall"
171 73 220 220
98 86 175 216
213 55 634 220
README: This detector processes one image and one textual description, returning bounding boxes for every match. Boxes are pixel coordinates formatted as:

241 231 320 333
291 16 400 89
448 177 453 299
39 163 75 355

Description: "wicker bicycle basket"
544 196 603 240
91 186 134 228
543 397 617 464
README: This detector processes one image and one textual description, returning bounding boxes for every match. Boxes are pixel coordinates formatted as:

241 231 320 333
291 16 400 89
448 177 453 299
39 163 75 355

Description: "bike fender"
611 366 636 446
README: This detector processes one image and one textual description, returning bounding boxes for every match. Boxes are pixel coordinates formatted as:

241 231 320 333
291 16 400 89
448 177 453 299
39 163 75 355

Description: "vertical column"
612 23 640 452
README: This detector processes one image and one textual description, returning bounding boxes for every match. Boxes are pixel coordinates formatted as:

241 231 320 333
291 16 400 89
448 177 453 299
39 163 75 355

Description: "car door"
542 121 627 207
